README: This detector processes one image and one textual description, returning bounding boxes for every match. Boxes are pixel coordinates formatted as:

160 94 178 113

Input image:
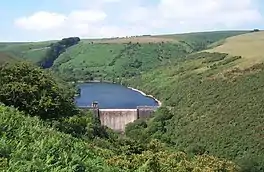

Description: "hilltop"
0 30 247 71
1 30 248 81
207 31 264 69
82 30 248 44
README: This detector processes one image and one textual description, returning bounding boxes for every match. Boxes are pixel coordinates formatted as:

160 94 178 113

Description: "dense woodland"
0 31 263 171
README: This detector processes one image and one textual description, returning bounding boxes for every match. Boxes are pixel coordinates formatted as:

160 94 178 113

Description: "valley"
0 30 264 171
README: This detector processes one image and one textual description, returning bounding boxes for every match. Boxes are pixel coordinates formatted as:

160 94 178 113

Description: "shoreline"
71 79 117 84
73 80 162 107
128 87 162 107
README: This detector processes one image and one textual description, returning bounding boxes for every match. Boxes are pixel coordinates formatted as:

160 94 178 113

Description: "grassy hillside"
52 42 190 81
50 31 248 81
52 43 125 80
0 52 18 65
155 30 249 50
207 31 264 69
0 30 248 73
124 33 264 171
82 30 248 44
83 35 179 44
0 41 52 64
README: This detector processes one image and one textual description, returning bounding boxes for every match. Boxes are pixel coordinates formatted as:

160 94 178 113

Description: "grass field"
82 30 248 44
207 31 264 69
154 30 248 41
84 36 179 44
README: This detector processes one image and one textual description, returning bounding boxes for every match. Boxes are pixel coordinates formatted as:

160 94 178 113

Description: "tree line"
39 37 80 68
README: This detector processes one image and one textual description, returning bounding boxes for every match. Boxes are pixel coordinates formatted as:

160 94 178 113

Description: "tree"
0 62 77 119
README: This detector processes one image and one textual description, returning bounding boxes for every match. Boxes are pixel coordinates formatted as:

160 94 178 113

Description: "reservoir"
75 82 159 109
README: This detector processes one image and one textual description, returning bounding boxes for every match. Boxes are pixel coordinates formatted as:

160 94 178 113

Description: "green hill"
52 42 191 81
50 30 248 81
124 31 264 171
0 41 52 64
0 30 248 79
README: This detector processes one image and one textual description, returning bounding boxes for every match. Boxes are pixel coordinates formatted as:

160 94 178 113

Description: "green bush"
0 62 76 119
218 56 242 66
53 111 110 140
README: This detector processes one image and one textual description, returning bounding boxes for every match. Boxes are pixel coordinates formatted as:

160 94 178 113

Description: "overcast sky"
1 0 263 41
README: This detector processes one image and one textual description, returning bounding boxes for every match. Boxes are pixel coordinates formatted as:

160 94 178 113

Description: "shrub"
0 62 76 119
53 111 109 140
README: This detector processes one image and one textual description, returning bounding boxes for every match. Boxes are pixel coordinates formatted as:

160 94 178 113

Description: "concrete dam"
81 104 158 132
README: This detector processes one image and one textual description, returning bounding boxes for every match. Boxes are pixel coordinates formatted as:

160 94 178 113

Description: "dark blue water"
75 82 159 109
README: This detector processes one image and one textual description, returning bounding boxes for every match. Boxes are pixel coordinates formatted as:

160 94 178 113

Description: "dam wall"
137 106 157 119
99 109 138 132
81 106 157 132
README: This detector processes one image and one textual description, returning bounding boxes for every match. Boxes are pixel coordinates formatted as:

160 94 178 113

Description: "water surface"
75 82 159 109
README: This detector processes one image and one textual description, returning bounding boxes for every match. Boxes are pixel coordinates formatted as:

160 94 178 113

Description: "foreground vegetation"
0 105 115 172
0 103 240 171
